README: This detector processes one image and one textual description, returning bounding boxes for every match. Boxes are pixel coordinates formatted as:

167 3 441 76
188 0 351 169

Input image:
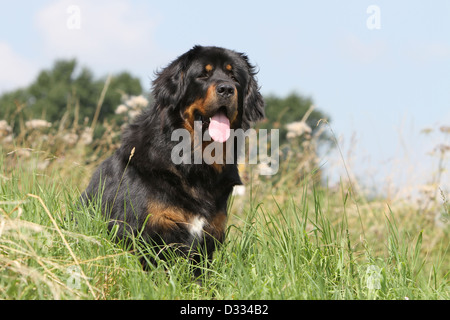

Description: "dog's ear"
153 63 185 109
152 49 196 109
241 55 265 130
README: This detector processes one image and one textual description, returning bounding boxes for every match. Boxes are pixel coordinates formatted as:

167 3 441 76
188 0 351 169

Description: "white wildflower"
62 133 78 145
127 95 149 109
286 121 312 139
116 95 149 120
128 109 141 120
115 104 128 115
25 120 51 130
366 265 382 290
2 134 13 143
0 120 12 137
79 127 93 145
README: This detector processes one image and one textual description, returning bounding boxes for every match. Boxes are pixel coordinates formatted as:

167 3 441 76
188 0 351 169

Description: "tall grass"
0 97 448 300
0 150 448 300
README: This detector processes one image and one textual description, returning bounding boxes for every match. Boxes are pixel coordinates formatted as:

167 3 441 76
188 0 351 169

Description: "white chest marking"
189 216 206 238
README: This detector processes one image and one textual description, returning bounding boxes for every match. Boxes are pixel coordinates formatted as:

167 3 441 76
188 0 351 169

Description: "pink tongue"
208 112 230 143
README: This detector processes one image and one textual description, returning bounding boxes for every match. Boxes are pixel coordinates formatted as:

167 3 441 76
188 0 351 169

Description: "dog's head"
153 46 265 140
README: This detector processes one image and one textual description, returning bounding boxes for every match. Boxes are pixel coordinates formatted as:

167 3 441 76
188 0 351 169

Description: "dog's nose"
216 83 235 98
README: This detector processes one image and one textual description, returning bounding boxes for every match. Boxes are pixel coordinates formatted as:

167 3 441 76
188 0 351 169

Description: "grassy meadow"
0 101 448 300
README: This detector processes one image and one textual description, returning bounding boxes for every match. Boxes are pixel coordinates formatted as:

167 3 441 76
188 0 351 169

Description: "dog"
81 46 264 276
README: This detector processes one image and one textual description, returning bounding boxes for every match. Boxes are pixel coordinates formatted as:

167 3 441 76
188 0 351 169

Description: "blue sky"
1 0 449 195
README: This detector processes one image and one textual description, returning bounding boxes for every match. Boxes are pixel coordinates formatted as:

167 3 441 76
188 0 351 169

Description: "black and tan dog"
81 46 264 275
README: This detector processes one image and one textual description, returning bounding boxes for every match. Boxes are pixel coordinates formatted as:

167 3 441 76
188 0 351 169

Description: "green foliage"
0 59 143 131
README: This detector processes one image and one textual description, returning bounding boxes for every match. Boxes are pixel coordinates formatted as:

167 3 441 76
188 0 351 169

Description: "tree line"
0 59 330 145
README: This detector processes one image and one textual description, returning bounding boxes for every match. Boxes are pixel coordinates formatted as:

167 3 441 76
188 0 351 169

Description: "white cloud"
0 42 37 93
35 0 167 83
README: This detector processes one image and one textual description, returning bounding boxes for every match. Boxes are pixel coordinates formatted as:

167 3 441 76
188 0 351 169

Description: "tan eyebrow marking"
226 64 232 71
205 64 213 72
